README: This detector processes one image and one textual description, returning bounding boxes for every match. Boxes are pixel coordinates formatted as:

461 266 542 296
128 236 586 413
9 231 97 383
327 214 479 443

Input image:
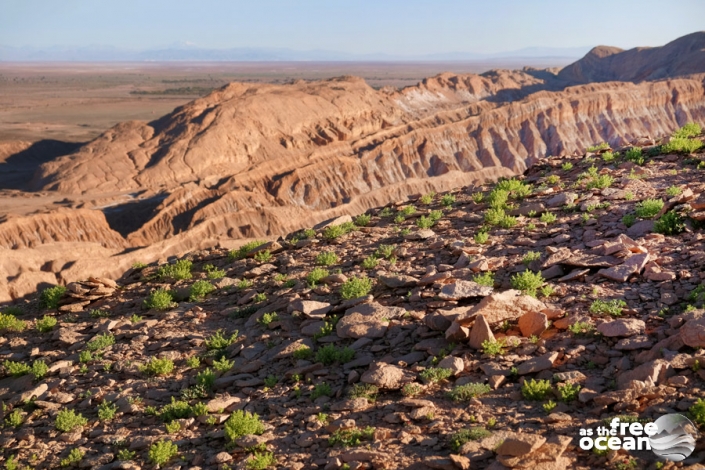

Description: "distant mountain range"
0 44 591 62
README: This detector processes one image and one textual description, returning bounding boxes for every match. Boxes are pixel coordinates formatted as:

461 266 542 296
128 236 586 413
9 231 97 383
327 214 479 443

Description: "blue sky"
1 0 703 55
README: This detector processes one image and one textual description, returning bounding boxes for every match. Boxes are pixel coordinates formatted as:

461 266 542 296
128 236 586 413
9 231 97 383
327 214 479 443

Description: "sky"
1 0 704 55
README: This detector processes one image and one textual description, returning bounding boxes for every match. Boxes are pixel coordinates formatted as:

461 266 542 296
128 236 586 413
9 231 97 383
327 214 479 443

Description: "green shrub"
189 280 215 301
561 162 573 171
34 315 57 333
354 214 371 227
4 409 23 428
586 174 614 189
148 440 178 465
635 198 664 219
672 122 701 139
654 211 685 235
420 192 435 205
258 312 279 327
484 208 505 225
159 397 192 422
450 427 492 451
79 351 93 363
315 344 355 365
253 250 272 263
471 192 484 203
419 367 454 384
543 400 558 413
213 356 234 372
666 186 682 197
416 216 434 229
315 251 338 266
98 401 118 421
229 240 267 260
522 251 540 265
510 271 544 297
55 409 88 432
203 264 226 279
349 383 379 402
448 383 491 402
546 174 560 184
474 231 489 244
204 329 238 350
292 346 312 360
143 289 176 310
40 286 66 310
622 214 636 227
340 276 373 299
246 452 276 470
157 259 192 280
306 267 330 286
329 426 375 447
481 338 506 357
60 448 84 467
690 398 705 426
361 255 378 270
375 244 395 259
86 332 115 352
663 137 703 154
601 151 616 163
625 147 645 165
31 360 48 380
323 222 355 240
498 215 518 228
540 212 557 224
116 449 136 461
311 382 332 399
587 142 609 152
590 299 626 316
441 194 456 207
3 360 31 377
488 189 509 209
557 383 580 402
224 410 265 441
0 313 26 332
139 357 175 376
568 321 595 336
472 272 494 287
522 379 552 400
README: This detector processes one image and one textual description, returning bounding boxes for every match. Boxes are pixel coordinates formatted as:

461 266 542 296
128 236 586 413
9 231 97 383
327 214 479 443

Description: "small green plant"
419 367 454 384
340 276 373 299
448 383 491 402
130 314 143 323
546 174 560 185
60 448 84 467
165 420 181 434
246 452 276 470
40 285 67 309
306 267 330 286
292 346 313 360
98 401 118 421
139 357 175 376
238 278 254 290
361 255 379 269
132 261 147 269
204 329 239 350
635 198 664 219
690 398 705 426
143 288 176 310
420 192 435 205
539 284 554 298
561 162 573 171
587 142 609 152
510 270 544 297
159 398 192 422
197 368 216 389
203 263 226 279
540 212 557 224
2 360 30 377
471 191 484 203
86 332 115 352
625 147 645 165
624 191 635 200
213 356 234 372
441 194 456 207
229 240 267 260
329 426 375 447
36 315 57 333
224 410 265 441
481 338 506 357
148 440 178 465
568 321 595 337
622 214 636 227
315 251 338 266
402 383 422 397
349 383 379 402
55 409 88 432
498 214 517 228
79 351 93 363
522 251 541 265
472 271 494 287
253 250 272 263
484 207 505 225
393 214 405 224
186 356 200 368
586 174 614 190
416 215 434 229
666 186 682 197
258 312 279 327
449 427 492 451
521 379 552 401
117 448 136 460
474 231 489 244
189 280 215 301
253 292 267 303
543 400 557 414
601 151 616 163
662 137 703 154
354 213 371 227
31 360 48 380
375 244 395 259
4 409 23 428
315 344 355 365
654 211 685 235
311 382 332 399
263 375 278 389
323 222 355 240
157 259 192 281
557 383 580 402
590 299 626 316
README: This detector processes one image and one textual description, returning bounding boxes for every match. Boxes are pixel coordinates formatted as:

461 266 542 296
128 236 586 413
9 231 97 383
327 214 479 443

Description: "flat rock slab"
627 220 655 238
680 316 705 347
405 229 435 240
598 253 649 282
287 299 331 318
516 351 559 375
360 363 406 389
456 289 546 327
378 274 418 288
518 311 548 337
596 318 645 337
337 302 405 339
438 280 493 300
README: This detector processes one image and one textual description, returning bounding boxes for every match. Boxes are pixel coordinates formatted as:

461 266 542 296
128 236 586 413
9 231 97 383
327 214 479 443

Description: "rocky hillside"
1 124 705 469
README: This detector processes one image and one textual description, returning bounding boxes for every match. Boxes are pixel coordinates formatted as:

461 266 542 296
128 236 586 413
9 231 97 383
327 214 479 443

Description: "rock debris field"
2 125 705 469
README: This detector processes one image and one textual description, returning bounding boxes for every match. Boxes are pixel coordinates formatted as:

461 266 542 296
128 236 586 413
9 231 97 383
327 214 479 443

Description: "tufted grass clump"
31 360 48 380
315 344 355 365
416 215 435 229
190 280 215 301
655 211 685 235
375 244 395 259
448 383 491 402
666 186 682 197
3 360 31 377
323 222 355 240
340 276 373 299
148 440 178 465
143 288 176 310
204 329 239 350
481 338 506 357
522 251 541 265
587 142 609 152
450 427 492 452
315 251 338 266
5 409 24 428
672 122 701 138
306 267 330 286
224 410 265 441
246 452 277 470
55 409 88 432
663 137 703 154
0 313 27 332
139 357 175 376
60 448 84 467
498 214 517 228
40 285 67 310
329 426 375 447
510 270 544 297
203 263 226 279
484 207 506 225
590 299 626 316
361 255 379 269
157 259 192 281
229 240 267 260
419 367 454 384
474 231 489 244
561 162 573 171
354 214 371 227
441 194 456 207
635 198 664 219
311 382 332 399
213 356 234 372
472 271 494 287
625 147 645 165
540 212 557 224
557 383 581 402
420 192 435 205
86 332 115 352
521 379 552 401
